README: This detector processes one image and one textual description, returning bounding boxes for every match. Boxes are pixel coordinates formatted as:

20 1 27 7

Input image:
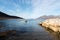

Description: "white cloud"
0 0 60 19
30 0 60 19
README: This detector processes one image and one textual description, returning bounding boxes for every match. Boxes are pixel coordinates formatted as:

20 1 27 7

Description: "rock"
0 30 16 37
0 30 17 40
0 25 3 28
0 32 7 37
39 18 60 33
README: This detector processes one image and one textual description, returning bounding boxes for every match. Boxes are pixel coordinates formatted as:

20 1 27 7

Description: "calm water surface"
0 19 60 40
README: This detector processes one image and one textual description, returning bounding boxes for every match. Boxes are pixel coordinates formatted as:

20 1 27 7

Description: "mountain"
37 15 60 19
0 11 23 19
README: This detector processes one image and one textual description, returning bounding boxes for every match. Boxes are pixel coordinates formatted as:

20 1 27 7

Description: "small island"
40 18 60 33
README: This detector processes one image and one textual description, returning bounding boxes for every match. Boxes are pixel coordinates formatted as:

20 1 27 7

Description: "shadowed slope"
0 11 23 19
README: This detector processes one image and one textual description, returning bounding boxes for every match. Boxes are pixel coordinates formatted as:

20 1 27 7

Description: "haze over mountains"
37 15 60 19
0 11 23 19
0 11 60 20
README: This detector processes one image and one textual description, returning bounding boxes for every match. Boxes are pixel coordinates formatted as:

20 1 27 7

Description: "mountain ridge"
37 15 60 19
0 11 23 19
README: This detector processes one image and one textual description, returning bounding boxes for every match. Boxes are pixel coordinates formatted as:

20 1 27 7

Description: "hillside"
0 11 23 19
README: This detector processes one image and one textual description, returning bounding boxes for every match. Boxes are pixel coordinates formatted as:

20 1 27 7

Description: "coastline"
39 18 60 33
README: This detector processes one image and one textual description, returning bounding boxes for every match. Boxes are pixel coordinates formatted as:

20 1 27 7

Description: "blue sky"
0 0 60 19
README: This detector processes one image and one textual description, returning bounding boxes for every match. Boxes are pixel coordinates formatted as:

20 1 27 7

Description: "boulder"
0 30 16 37
40 18 60 32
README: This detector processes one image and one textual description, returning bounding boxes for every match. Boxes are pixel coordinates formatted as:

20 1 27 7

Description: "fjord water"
0 19 60 40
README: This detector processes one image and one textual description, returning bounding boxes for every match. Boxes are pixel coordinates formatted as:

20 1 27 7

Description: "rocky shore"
40 18 60 33
0 30 17 40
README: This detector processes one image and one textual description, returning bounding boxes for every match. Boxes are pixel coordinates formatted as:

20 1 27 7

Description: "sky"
0 0 60 19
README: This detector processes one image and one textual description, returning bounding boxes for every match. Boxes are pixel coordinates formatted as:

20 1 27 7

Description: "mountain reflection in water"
0 19 60 40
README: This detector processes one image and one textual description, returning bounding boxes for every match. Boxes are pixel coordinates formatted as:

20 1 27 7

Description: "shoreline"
39 18 60 33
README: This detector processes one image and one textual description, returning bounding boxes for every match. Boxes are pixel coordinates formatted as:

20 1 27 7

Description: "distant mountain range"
37 15 60 19
0 11 23 19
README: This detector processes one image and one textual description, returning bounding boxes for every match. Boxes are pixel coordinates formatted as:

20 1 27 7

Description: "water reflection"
0 19 59 40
